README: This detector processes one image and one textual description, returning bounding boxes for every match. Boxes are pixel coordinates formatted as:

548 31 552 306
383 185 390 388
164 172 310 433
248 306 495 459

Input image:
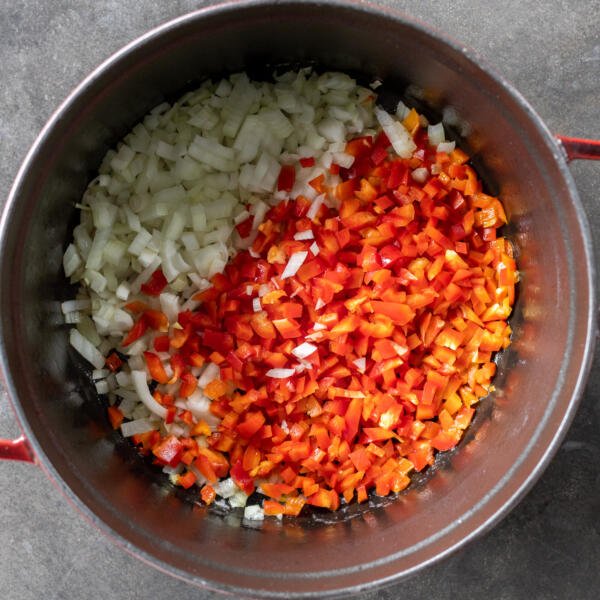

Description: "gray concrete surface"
1 1 599 599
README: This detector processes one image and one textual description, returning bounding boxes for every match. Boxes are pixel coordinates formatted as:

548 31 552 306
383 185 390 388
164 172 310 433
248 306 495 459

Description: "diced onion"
131 370 167 418
266 368 295 378
120 418 156 437
229 490 249 508
252 297 262 312
69 329 105 369
214 477 240 499
392 342 409 357
61 299 91 314
307 194 325 220
198 362 220 387
293 230 314 241
64 311 81 324
95 380 109 394
281 251 308 279
411 167 429 183
258 284 271 297
244 505 265 521
374 106 416 158
353 357 366 373
63 244 82 277
427 122 446 146
159 292 180 324
92 368 108 380
437 141 456 154
292 342 317 359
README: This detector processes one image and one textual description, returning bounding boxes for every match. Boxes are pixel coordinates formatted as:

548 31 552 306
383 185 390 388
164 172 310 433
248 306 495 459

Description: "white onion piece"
64 311 81 325
61 299 91 314
281 251 308 279
353 357 366 373
309 242 319 256
411 167 429 183
214 478 240 499
252 297 262 312
266 368 295 378
69 329 105 369
63 244 82 277
186 389 218 426
198 362 220 387
306 194 325 220
437 141 456 154
244 505 264 521
374 106 416 158
92 369 108 380
427 122 445 146
258 284 271 297
293 230 314 241
115 371 130 386
228 490 249 508
119 418 154 437
292 342 317 359
94 379 109 394
159 292 180 324
131 370 167 418
396 100 410 120
392 342 409 357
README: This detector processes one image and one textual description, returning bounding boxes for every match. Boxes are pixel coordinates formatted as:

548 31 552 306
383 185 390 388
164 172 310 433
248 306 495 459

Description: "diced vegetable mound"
64 69 517 516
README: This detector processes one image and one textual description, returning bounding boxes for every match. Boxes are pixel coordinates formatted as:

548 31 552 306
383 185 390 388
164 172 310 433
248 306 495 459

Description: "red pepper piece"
203 330 234 354
230 459 255 495
141 268 168 296
178 470 197 489
143 352 170 384
105 351 123 372
152 435 183 467
153 335 170 353
236 411 265 439
277 165 296 192
178 372 197 398
235 215 255 238
107 406 124 430
122 315 147 346
300 156 315 168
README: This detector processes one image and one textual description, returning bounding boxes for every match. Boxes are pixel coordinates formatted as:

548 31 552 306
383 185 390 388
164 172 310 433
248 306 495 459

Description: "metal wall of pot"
0 1 594 596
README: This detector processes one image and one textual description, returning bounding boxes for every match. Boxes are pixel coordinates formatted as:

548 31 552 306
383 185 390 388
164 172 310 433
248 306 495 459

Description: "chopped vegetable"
63 69 516 516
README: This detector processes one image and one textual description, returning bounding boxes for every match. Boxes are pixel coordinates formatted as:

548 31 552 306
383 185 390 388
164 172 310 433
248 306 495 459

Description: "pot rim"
0 1 596 597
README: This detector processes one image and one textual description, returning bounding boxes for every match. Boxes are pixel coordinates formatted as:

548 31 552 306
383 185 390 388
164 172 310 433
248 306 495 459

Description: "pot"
0 1 598 597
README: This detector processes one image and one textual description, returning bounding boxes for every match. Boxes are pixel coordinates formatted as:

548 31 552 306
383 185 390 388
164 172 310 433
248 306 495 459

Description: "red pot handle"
556 135 600 162
0 436 35 463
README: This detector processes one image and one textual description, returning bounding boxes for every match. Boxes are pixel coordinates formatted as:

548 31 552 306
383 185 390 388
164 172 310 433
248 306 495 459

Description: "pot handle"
0 436 35 463
556 135 600 162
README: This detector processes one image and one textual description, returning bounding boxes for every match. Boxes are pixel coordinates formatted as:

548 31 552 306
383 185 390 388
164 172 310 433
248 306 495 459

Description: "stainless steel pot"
0 1 598 597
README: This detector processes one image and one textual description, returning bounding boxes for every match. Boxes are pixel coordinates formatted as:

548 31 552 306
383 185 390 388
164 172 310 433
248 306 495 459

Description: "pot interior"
0 2 593 596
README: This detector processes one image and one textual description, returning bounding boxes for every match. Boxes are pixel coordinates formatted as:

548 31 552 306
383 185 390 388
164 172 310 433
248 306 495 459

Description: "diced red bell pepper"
299 156 315 168
230 459 255 495
143 351 170 384
141 268 168 296
277 165 296 192
152 435 183 467
235 215 254 238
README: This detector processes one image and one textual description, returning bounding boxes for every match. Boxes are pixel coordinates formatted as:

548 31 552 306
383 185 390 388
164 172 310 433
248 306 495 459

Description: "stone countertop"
1 1 599 598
